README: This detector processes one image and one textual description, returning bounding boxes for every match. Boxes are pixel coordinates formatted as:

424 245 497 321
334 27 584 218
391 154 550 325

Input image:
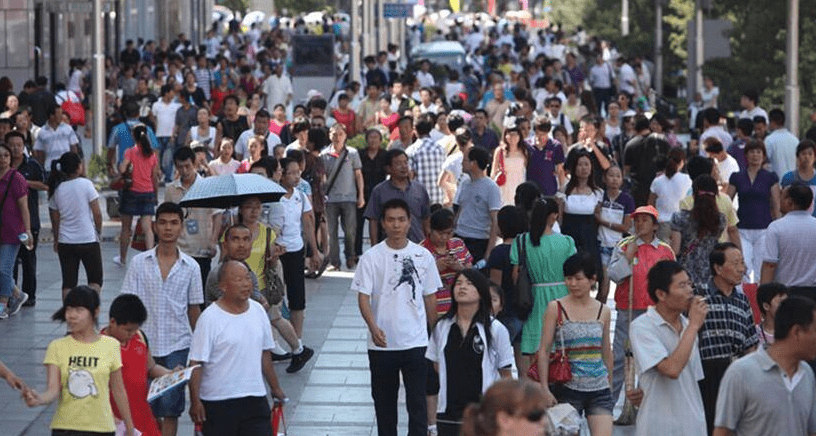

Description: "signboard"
383 3 412 18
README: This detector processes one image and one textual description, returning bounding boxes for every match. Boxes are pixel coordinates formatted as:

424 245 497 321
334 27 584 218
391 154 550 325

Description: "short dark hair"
768 108 785 126
742 89 759 105
497 205 527 239
647 260 686 303
704 137 724 154
223 223 251 241
752 115 766 126
384 148 407 167
380 198 411 220
709 242 739 276
743 139 766 158
786 183 814 210
775 296 816 341
756 282 788 316
686 156 715 181
4 130 25 144
468 146 491 170
429 208 455 231
255 109 271 120
155 201 184 221
173 146 195 164
562 252 597 279
223 94 240 106
703 107 720 126
796 139 816 157
109 294 148 325
736 118 754 136
415 114 434 136
634 116 651 132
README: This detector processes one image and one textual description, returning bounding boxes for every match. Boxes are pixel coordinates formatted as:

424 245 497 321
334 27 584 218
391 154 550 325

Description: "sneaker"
427 426 439 436
8 293 28 316
113 256 126 268
22 298 35 307
272 351 292 361
286 346 314 373
0 305 8 319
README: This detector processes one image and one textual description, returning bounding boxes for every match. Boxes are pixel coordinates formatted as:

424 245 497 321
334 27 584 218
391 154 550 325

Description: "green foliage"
86 153 111 191
272 0 330 15
217 0 251 16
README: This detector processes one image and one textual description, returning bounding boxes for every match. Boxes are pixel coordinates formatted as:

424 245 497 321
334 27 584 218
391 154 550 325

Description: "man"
189 260 286 436
607 205 675 406
121 202 203 436
320 124 365 270
406 114 446 207
415 59 435 88
365 55 389 88
171 89 198 152
164 147 220 296
698 107 733 157
624 116 667 206
526 118 565 196
630 260 708 436
356 83 381 132
453 147 501 262
589 55 615 115
696 242 759 434
484 82 511 129
387 116 414 151
107 102 159 172
235 109 281 160
366 149 431 246
29 76 55 127
120 39 141 67
193 54 213 100
762 183 816 295
33 105 79 172
215 95 250 146
737 89 768 123
284 117 310 152
151 85 181 182
764 108 799 179
204 224 308 370
544 97 573 136
753 115 768 141
469 109 499 152
9 131 46 307
268 158 322 371
356 129 388 258
261 61 293 112
704 138 740 189
353 199 441 436
713 295 816 436
780 139 816 216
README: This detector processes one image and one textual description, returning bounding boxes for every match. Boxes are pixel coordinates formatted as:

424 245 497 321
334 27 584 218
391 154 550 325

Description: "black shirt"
218 115 249 143
441 322 483 421
16 157 45 231
624 133 669 206
487 243 516 317
359 147 387 201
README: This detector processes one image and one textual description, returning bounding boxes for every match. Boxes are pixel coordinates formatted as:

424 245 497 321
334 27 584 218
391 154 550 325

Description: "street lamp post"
785 0 800 135
621 0 629 36
93 0 105 157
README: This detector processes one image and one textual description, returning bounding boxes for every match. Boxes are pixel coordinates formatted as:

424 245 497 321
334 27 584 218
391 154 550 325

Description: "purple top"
527 139 565 196
727 139 748 172
729 169 779 229
0 169 28 244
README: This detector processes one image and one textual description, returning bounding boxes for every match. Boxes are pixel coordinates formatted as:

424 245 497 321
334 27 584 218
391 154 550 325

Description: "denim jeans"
325 201 356 267
0 244 21 299
369 347 428 436
611 308 646 404
157 136 174 182
151 348 189 417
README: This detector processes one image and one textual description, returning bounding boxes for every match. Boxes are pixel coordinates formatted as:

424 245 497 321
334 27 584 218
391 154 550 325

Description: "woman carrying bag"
0 142 32 318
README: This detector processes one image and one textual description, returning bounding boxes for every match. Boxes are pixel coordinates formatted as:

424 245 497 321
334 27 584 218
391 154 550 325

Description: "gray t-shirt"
453 176 502 239
320 145 362 203
715 346 816 436
364 179 430 243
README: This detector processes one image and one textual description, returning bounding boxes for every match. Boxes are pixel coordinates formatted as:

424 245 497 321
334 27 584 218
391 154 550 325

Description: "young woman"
538 253 613 436
427 269 514 436
491 124 528 206
25 286 136 436
187 107 217 156
237 135 266 174
374 96 399 134
331 93 357 138
755 283 788 346
595 166 635 302
48 152 103 298
0 142 31 318
115 125 159 268
208 138 240 176
269 104 288 136
649 148 692 241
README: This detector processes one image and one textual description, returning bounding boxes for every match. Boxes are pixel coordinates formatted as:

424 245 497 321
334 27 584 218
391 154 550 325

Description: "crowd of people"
1 10 816 436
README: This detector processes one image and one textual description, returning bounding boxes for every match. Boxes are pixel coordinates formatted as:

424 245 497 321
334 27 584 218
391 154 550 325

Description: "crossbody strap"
324 148 349 197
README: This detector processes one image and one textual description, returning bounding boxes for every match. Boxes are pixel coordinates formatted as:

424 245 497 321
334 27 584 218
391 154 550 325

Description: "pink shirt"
124 147 158 193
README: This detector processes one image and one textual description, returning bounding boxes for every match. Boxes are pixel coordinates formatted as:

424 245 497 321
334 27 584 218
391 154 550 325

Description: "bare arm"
490 148 501 179
187 305 201 330
109 369 135 434
146 353 173 379
50 208 60 252
261 350 286 400
484 210 499 260
655 298 707 379
25 364 61 406
90 199 103 236
760 261 777 285
726 184 737 200
537 301 560 403
422 217 431 239
355 168 365 209
188 361 205 424
726 225 742 251
358 293 386 347
0 360 25 391
770 183 781 220
368 218 379 247
423 293 437 330
670 230 681 255
601 306 613 386
647 192 657 207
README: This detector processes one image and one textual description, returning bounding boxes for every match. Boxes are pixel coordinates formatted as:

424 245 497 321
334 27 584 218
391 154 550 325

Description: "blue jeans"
157 136 173 182
0 244 21 299
151 348 189 417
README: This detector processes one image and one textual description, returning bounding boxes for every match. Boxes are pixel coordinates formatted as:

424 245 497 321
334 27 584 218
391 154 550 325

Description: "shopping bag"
271 402 287 435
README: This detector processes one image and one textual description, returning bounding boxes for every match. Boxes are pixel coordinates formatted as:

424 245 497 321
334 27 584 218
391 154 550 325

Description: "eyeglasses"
523 409 546 422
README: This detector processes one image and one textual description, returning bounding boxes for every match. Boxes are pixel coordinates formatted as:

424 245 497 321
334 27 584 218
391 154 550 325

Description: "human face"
388 154 410 180
366 131 382 149
746 147 765 167
5 95 18 111
274 106 285 121
381 206 410 240
107 321 141 345
764 293 787 320
175 158 196 181
573 156 592 180
282 162 301 189
0 146 10 171
223 227 252 260
797 147 815 171
330 127 347 145
715 247 745 287
453 274 480 305
379 98 390 112
632 214 657 239
420 90 431 105
607 102 620 118
657 270 694 312
548 100 561 115
65 306 96 334
311 117 326 129
239 197 262 225
398 120 413 138
154 212 183 243
220 142 234 161
565 271 595 297
224 98 238 116
8 137 24 160
473 112 486 128
604 167 622 190
504 130 520 146
197 108 209 126
248 139 262 160
254 115 270 134
429 226 453 248
221 262 253 302
579 121 596 141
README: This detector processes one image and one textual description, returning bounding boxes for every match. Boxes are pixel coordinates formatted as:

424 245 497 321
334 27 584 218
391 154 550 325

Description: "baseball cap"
630 205 659 221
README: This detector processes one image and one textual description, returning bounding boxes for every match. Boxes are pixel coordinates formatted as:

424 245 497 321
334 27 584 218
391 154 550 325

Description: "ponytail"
48 152 82 198
664 148 685 178
133 124 153 158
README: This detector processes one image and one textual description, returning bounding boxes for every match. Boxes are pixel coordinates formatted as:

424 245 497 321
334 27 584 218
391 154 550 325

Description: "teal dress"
511 232 576 354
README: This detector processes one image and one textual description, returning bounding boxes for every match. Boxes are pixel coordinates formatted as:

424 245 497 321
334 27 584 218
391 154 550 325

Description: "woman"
460 379 547 436
670 175 727 290
538 253 613 436
0 142 31 318
511 199 576 370
603 101 621 143
427 270 513 436
269 104 288 136
183 71 208 109
240 92 263 126
374 96 399 134
562 86 588 125
1 94 18 119
48 152 103 298
236 196 282 296
114 125 159 268
25 286 136 436
558 151 604 284
237 135 265 174
649 147 692 241
208 138 240 176
187 107 217 156
332 93 357 138
209 77 230 116
727 139 780 282
491 124 528 206
701 76 719 109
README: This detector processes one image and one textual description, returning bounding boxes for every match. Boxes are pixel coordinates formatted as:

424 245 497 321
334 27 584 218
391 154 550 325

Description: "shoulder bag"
527 300 572 384
262 226 286 305
496 149 507 186
515 233 533 320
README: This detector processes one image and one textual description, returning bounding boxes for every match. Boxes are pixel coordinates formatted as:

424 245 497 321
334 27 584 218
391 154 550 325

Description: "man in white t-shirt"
616 58 637 95
33 105 79 172
704 138 740 189
737 89 768 123
353 198 442 436
151 85 181 181
189 260 286 435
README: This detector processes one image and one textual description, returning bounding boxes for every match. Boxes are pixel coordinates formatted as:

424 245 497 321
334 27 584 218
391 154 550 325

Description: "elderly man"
189 260 286 436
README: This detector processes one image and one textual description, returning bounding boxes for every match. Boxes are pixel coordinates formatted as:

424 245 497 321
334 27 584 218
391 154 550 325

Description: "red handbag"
496 149 507 186
62 99 86 126
527 301 572 384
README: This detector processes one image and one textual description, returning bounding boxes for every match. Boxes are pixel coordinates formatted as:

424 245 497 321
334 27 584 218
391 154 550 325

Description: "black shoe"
272 351 292 361
22 298 35 307
286 346 314 373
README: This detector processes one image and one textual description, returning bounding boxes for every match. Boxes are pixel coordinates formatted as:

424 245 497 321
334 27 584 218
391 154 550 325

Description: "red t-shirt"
101 328 161 436
124 147 157 194
332 109 357 137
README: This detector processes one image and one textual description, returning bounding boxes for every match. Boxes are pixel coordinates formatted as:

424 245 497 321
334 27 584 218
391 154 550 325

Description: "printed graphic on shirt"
472 333 485 355
68 368 99 399
393 255 420 302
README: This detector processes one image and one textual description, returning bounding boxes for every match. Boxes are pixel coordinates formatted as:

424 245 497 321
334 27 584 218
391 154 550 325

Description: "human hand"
542 389 558 408
258 295 270 311
52 241 58 253
271 387 287 402
189 399 206 424
23 389 41 407
369 326 387 348
625 388 644 407
625 242 638 261
5 374 26 391
357 196 365 209
688 296 709 329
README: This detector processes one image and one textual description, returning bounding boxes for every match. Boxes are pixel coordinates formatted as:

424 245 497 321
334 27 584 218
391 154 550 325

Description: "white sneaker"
113 256 126 268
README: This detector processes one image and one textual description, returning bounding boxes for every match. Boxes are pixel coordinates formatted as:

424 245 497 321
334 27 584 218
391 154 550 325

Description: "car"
409 41 466 74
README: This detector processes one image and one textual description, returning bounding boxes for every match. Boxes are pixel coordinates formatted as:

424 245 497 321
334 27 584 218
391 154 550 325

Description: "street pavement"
0 191 636 435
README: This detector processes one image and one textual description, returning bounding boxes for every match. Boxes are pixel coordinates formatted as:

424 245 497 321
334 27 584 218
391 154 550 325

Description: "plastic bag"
546 403 581 436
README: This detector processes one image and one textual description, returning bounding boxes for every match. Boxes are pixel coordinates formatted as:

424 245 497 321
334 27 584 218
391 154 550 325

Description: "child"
595 166 634 302
427 270 514 436
755 283 788 346
102 294 173 436
25 286 137 436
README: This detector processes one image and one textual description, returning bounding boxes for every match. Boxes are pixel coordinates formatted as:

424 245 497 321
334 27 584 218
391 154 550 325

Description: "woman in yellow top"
237 195 283 291
25 285 136 436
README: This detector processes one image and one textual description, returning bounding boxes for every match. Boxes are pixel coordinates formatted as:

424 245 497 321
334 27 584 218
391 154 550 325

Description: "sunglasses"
524 409 546 422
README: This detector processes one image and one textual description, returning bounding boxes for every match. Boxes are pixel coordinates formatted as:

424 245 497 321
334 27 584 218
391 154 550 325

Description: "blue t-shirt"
780 170 816 217
598 190 635 247
730 169 779 229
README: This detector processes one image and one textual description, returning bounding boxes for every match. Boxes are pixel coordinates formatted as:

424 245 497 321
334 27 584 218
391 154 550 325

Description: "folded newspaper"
147 365 200 403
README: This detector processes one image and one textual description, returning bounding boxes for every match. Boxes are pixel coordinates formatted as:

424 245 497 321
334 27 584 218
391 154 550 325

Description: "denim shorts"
150 348 189 417
550 384 614 416
599 246 614 267
119 190 156 217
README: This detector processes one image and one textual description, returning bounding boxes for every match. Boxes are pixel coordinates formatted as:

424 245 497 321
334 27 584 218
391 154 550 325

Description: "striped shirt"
695 280 759 361
558 303 608 392
420 237 473 316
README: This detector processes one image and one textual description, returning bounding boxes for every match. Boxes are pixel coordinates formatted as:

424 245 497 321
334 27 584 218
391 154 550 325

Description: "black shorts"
57 242 103 289
201 396 271 436
280 249 306 311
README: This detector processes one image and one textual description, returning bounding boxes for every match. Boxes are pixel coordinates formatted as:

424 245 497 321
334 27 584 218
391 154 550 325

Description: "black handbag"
515 233 534 320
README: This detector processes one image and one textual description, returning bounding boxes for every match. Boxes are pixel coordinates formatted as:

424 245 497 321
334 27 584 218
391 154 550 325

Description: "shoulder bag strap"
263 225 272 273
324 148 349 197
556 301 567 353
